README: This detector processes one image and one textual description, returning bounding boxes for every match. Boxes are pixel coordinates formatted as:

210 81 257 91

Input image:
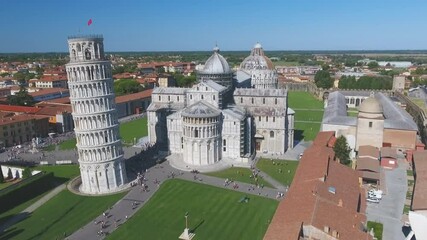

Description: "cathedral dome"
201 47 231 74
359 97 383 114
240 42 275 70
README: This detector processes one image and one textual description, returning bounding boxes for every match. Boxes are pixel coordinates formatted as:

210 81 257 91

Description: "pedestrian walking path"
0 183 66 233
69 160 284 239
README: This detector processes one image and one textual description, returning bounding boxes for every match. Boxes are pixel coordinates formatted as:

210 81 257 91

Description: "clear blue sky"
1 0 427 52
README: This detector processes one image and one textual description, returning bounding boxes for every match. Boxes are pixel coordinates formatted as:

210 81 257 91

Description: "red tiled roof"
44 97 70 104
29 88 69 97
0 104 40 114
38 75 67 82
115 89 153 104
359 145 380 159
264 131 371 240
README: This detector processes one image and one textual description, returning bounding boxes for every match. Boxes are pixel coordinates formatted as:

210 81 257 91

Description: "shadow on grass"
190 219 205 233
0 227 24 240
294 129 305 143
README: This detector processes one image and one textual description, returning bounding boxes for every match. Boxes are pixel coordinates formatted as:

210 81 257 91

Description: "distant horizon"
1 0 427 52
2 49 427 55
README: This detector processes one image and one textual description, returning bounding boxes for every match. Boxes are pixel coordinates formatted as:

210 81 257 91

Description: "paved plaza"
366 159 408 240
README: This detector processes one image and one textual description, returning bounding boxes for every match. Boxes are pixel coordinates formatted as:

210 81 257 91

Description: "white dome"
240 42 274 70
201 47 231 74
359 97 383 114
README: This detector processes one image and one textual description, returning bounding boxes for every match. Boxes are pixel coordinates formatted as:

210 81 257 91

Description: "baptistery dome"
240 43 278 89
240 42 275 71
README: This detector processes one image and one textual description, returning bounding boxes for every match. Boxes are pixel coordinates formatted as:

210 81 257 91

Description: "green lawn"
0 165 81 226
2 190 126 240
272 61 300 66
288 91 324 109
294 110 324 122
59 138 77 150
294 122 321 141
256 159 298 186
204 167 273 188
46 117 149 151
347 111 358 117
107 179 278 240
367 221 383 240
34 165 80 180
0 182 14 190
288 92 324 141
119 117 148 145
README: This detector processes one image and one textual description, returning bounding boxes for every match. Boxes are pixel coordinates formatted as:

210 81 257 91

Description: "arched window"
251 98 254 104
76 43 81 52
270 131 274 138
85 49 91 60
213 95 216 100
240 97 243 103
263 98 265 104
275 98 278 105
72 49 77 60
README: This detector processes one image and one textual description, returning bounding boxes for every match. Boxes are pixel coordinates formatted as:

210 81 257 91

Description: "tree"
314 70 333 89
7 86 35 106
22 167 32 179
113 79 144 96
333 135 351 165
7 168 13 180
367 61 379 69
0 167 4 183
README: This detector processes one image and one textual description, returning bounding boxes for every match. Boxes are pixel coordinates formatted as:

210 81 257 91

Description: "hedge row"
0 172 54 214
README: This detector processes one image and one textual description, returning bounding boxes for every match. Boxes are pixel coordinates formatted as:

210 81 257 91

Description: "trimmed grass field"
46 117 149 151
34 165 80 180
0 165 81 226
2 190 126 240
204 167 273 188
119 117 148 145
367 221 383 240
107 179 278 240
294 122 321 141
256 159 298 186
288 92 324 141
288 91 324 109
294 110 324 122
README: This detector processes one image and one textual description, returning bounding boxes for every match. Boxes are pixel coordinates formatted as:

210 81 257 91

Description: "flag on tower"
87 19 93 26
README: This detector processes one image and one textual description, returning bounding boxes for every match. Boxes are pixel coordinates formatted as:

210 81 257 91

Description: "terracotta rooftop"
0 104 40 114
380 147 398 159
0 113 49 126
264 131 371 240
44 97 70 104
115 89 153 104
38 75 68 82
359 145 380 159
412 151 427 210
29 88 69 97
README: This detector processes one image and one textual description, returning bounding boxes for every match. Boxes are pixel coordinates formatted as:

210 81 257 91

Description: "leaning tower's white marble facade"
65 35 127 194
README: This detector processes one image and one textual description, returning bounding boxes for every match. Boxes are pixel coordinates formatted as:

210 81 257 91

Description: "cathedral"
147 43 294 169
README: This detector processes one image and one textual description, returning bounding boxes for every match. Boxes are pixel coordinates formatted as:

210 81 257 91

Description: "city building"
115 89 152 118
264 131 372 240
408 150 427 240
29 75 68 89
0 112 49 147
65 35 128 194
29 88 69 102
322 91 418 157
148 46 294 169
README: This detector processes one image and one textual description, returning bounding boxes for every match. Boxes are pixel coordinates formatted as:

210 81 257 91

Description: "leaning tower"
65 35 127 194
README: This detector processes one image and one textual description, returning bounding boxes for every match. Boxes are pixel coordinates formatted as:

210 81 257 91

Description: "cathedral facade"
147 44 294 168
